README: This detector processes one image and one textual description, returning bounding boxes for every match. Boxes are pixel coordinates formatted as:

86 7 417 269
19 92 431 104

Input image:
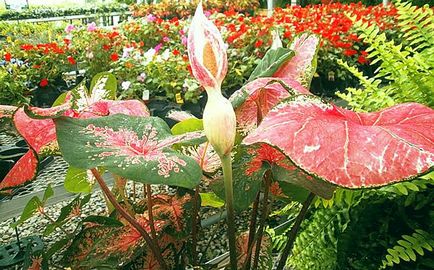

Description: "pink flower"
187 2 235 157
187 2 228 92
87 22 97 32
163 36 170 42
181 35 188 46
154 43 163 53
146 14 156 22
65 24 76 34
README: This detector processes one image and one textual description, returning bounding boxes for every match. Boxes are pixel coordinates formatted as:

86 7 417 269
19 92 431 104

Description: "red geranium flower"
344 49 357 56
255 40 263 48
173 49 180 56
358 55 368 64
4 52 11 62
39 78 49 87
67 56 76 65
110 53 119 61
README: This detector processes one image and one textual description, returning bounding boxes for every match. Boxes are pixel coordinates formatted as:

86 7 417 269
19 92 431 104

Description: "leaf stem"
252 170 272 269
40 211 71 237
243 191 260 270
275 192 315 269
146 184 157 240
221 154 237 270
90 169 168 270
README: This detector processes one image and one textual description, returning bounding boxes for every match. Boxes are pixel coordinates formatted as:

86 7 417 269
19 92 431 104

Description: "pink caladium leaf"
230 78 309 134
273 33 320 88
243 95 434 188
78 100 150 119
182 142 221 173
14 108 57 154
55 114 203 188
24 93 74 119
0 105 18 118
0 150 38 192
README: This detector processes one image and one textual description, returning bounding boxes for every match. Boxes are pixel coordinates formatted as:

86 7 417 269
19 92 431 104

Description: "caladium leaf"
55 114 203 189
0 150 38 192
230 78 309 134
244 95 434 188
248 47 295 82
273 33 320 88
236 232 273 270
151 193 192 237
24 93 73 119
89 72 117 100
62 215 155 269
271 160 335 200
64 167 95 194
78 100 150 119
182 142 221 173
14 109 57 154
166 110 197 122
0 105 18 118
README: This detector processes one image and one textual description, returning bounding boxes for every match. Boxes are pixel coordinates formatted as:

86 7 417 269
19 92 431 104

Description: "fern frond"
396 0 434 51
380 229 434 269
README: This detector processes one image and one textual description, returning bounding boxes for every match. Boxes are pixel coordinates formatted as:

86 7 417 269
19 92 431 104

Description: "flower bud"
187 2 227 92
203 91 236 157
188 2 235 157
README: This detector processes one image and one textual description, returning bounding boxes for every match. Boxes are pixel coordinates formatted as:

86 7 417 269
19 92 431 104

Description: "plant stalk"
243 192 260 270
252 170 272 269
90 169 168 270
221 154 238 270
275 192 315 269
146 184 157 240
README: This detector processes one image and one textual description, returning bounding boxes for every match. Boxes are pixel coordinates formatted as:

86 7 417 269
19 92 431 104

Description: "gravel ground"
0 177 284 269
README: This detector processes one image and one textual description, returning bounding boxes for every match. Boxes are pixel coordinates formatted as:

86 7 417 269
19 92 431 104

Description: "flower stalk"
188 2 238 269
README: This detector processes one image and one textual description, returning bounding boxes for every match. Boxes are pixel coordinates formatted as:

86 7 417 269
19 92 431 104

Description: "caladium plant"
0 73 150 194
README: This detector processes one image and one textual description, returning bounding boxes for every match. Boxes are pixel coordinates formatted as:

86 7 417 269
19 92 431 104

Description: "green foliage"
248 47 294 82
281 178 433 270
337 1 434 111
380 229 434 269
0 4 128 21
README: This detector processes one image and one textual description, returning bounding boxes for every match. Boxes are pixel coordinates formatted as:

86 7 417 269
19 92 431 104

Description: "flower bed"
0 3 399 106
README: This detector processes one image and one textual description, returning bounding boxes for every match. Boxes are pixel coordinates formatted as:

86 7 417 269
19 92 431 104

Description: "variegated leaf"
55 115 203 188
273 33 320 88
243 95 434 188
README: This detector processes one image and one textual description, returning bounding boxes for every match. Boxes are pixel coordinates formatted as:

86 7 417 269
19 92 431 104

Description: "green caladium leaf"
64 166 99 194
44 194 91 236
11 196 42 228
55 114 203 189
200 192 224 208
211 146 265 211
171 118 203 135
89 72 117 100
11 184 54 228
248 47 295 82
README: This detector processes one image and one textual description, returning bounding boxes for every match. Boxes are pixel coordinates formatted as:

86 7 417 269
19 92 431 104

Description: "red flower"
4 52 11 62
103 44 111 51
254 40 263 48
67 56 76 65
21 44 34 51
110 53 119 61
39 78 49 87
344 49 357 56
358 55 368 64
172 49 180 56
